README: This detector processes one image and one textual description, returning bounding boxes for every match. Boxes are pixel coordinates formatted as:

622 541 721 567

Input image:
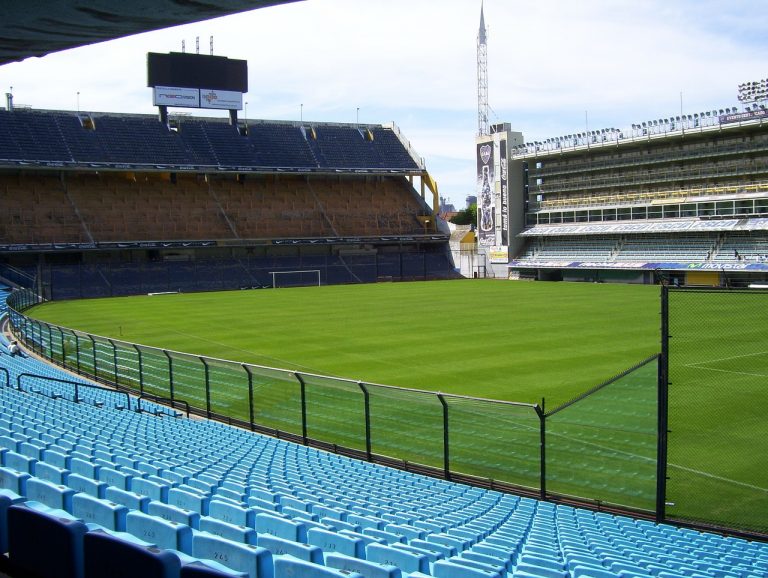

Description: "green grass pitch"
30 279 660 406
25 280 767 532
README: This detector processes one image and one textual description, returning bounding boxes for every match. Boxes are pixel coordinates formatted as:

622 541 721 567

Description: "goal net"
270 269 322 288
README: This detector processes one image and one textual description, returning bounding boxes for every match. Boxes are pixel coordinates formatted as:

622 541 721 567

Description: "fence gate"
664 287 768 535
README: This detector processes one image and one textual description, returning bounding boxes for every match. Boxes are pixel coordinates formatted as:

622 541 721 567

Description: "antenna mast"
477 2 489 136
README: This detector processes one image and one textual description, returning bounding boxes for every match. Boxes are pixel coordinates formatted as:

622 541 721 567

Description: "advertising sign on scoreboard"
200 89 243 110
153 86 200 107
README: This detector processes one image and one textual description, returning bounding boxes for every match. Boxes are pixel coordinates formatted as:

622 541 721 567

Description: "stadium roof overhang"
0 0 301 66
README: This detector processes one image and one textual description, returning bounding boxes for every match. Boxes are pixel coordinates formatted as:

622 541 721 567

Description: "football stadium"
1 2 767 578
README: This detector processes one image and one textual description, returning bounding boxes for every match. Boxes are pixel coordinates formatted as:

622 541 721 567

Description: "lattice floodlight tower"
477 3 489 137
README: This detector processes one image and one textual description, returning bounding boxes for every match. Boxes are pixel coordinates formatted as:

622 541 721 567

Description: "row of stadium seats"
0 321 767 578
518 233 768 264
0 110 419 171
0 172 428 245
535 181 768 211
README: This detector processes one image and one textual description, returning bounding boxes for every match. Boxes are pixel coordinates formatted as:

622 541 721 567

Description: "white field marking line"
542 426 768 493
684 366 768 379
684 349 768 367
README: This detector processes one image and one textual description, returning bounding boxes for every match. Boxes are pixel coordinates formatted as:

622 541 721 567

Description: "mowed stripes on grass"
29 279 660 406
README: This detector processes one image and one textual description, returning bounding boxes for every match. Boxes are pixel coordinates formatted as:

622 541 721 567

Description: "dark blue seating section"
0 109 421 172
1 328 768 578
44 252 455 300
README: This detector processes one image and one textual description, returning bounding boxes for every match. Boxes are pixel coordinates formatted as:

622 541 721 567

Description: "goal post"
270 269 322 288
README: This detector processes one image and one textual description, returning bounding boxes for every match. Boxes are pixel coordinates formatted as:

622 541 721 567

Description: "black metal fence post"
243 364 255 431
56 326 65 366
201 357 211 418
657 286 671 523
163 350 174 401
133 344 144 396
88 335 98 381
295 372 308 445
437 393 450 481
73 330 81 375
108 339 118 386
538 398 546 501
358 382 372 461
46 324 53 360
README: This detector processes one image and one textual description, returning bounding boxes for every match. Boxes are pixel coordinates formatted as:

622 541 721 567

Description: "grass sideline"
29 279 660 406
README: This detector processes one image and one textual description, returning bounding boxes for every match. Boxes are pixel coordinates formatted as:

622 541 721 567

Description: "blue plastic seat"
0 488 24 554
307 527 366 560
199 516 258 545
257 533 324 564
133 477 172 502
325 553 402 578
366 543 430 576
148 500 202 529
25 476 76 512
255 512 308 543
84 527 181 578
273 556 363 578
192 532 273 578
72 493 129 531
0 466 30 495
208 499 256 528
433 559 502 578
126 510 194 554
7 501 88 578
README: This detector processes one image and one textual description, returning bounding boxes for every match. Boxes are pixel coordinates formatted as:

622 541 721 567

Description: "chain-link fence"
7 288 661 519
665 287 768 535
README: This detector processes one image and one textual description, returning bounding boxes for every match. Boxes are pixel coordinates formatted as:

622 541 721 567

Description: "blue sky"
2 0 768 207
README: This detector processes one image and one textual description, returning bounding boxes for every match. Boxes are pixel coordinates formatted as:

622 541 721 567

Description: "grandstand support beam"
437 394 450 481
657 288 671 523
243 364 255 432
358 382 372 462
421 171 440 219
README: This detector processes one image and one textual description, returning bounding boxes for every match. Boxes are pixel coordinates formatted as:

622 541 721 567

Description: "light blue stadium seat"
180 559 249 577
148 500 202 529
0 488 24 554
257 533 324 564
208 499 256 528
126 510 194 554
325 553 402 578
363 528 406 545
255 512 308 543
273 556 363 578
199 516 258 545
366 543 430 576
133 476 171 502
105 485 152 512
7 500 88 578
25 476 76 512
0 466 30 495
84 527 181 578
433 559 502 578
98 466 133 491
308 527 366 559
192 532 273 578
72 493 129 531
169 486 211 516
3 450 37 475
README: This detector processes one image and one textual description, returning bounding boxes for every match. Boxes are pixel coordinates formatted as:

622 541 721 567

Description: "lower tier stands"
516 232 768 265
1 322 767 578
0 172 429 246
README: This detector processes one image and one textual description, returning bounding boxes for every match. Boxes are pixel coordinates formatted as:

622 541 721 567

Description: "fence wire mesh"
667 288 768 535
546 356 658 513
